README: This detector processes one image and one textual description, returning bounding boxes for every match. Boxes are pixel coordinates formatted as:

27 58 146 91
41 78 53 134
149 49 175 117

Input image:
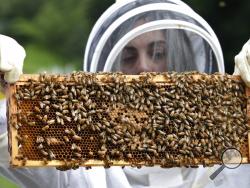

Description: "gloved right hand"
233 39 250 87
0 34 26 84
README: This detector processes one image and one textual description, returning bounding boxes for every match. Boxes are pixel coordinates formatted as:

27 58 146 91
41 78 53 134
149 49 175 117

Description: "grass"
0 176 19 188
0 92 4 99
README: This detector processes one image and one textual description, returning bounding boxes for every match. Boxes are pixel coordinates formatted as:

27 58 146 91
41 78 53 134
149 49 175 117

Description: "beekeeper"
1 0 250 187
84 1 250 187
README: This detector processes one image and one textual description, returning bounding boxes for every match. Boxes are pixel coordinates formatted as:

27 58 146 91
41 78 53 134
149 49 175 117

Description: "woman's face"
120 30 168 74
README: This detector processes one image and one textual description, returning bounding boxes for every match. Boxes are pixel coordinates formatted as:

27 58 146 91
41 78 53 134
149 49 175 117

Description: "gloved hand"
234 39 250 87
0 34 26 83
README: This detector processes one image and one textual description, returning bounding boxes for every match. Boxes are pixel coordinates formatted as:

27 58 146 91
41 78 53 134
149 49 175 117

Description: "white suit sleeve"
0 99 9 166
234 39 250 86
0 132 9 166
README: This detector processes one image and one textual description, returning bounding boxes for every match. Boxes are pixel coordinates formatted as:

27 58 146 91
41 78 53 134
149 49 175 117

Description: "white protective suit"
1 1 250 187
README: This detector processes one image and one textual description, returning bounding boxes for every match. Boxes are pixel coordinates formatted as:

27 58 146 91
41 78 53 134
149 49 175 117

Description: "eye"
148 41 166 62
123 54 137 62
153 51 165 60
121 47 138 65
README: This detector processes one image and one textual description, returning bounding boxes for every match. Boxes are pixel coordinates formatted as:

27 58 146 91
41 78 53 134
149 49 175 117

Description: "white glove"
0 34 26 83
234 38 250 87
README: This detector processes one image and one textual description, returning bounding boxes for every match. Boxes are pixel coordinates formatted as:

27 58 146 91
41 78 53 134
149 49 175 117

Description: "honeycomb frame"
7 72 250 168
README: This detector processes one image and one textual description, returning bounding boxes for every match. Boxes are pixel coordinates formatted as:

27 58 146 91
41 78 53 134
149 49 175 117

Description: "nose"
134 52 154 74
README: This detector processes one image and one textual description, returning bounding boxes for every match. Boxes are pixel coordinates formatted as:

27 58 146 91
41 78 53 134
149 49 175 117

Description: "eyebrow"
122 46 137 54
123 46 136 50
125 40 166 49
149 40 166 49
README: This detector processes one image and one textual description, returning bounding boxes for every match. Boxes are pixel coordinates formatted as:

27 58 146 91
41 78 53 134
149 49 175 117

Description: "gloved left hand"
233 39 250 87
0 34 26 84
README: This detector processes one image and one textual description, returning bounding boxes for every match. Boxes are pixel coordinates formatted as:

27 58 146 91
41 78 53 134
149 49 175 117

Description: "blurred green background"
0 0 114 74
0 0 249 187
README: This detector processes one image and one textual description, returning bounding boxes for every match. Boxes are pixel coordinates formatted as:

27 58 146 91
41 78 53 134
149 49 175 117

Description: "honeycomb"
7 72 250 168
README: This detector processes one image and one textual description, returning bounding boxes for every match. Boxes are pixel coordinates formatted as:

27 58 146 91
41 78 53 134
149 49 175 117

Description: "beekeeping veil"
84 0 224 74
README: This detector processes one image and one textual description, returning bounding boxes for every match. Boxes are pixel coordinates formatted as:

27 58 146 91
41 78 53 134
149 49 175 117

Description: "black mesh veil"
84 0 224 74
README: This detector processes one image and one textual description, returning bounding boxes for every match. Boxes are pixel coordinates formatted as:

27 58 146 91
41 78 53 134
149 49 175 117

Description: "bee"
76 124 81 132
71 143 81 152
58 99 66 102
48 150 56 159
97 150 106 158
71 86 77 96
61 95 69 99
63 136 70 143
42 115 48 123
36 115 43 121
37 144 44 149
72 99 78 103
166 134 174 141
22 157 28 166
46 137 64 145
40 149 49 156
43 100 51 105
88 151 94 157
126 153 132 159
205 152 212 156
47 119 55 125
145 153 151 160
28 122 36 126
64 116 71 122
60 118 65 125
43 95 51 100
70 129 76 135
16 135 23 142
60 83 65 89
104 91 111 96
62 104 68 110
65 128 71 134
56 116 61 124
43 157 48 165
36 136 44 144
62 110 69 114
15 154 24 160
12 123 20 130
73 152 82 158
85 166 92 170
42 125 50 132
34 106 41 113
158 130 166 135
14 93 21 100
45 106 50 113
52 104 60 109
179 150 186 155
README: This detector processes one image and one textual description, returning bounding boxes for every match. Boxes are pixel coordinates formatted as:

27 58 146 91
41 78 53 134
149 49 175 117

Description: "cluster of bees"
11 71 249 169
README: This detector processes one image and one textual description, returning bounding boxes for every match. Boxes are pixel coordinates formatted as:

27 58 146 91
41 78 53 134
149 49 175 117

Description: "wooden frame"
7 73 250 167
